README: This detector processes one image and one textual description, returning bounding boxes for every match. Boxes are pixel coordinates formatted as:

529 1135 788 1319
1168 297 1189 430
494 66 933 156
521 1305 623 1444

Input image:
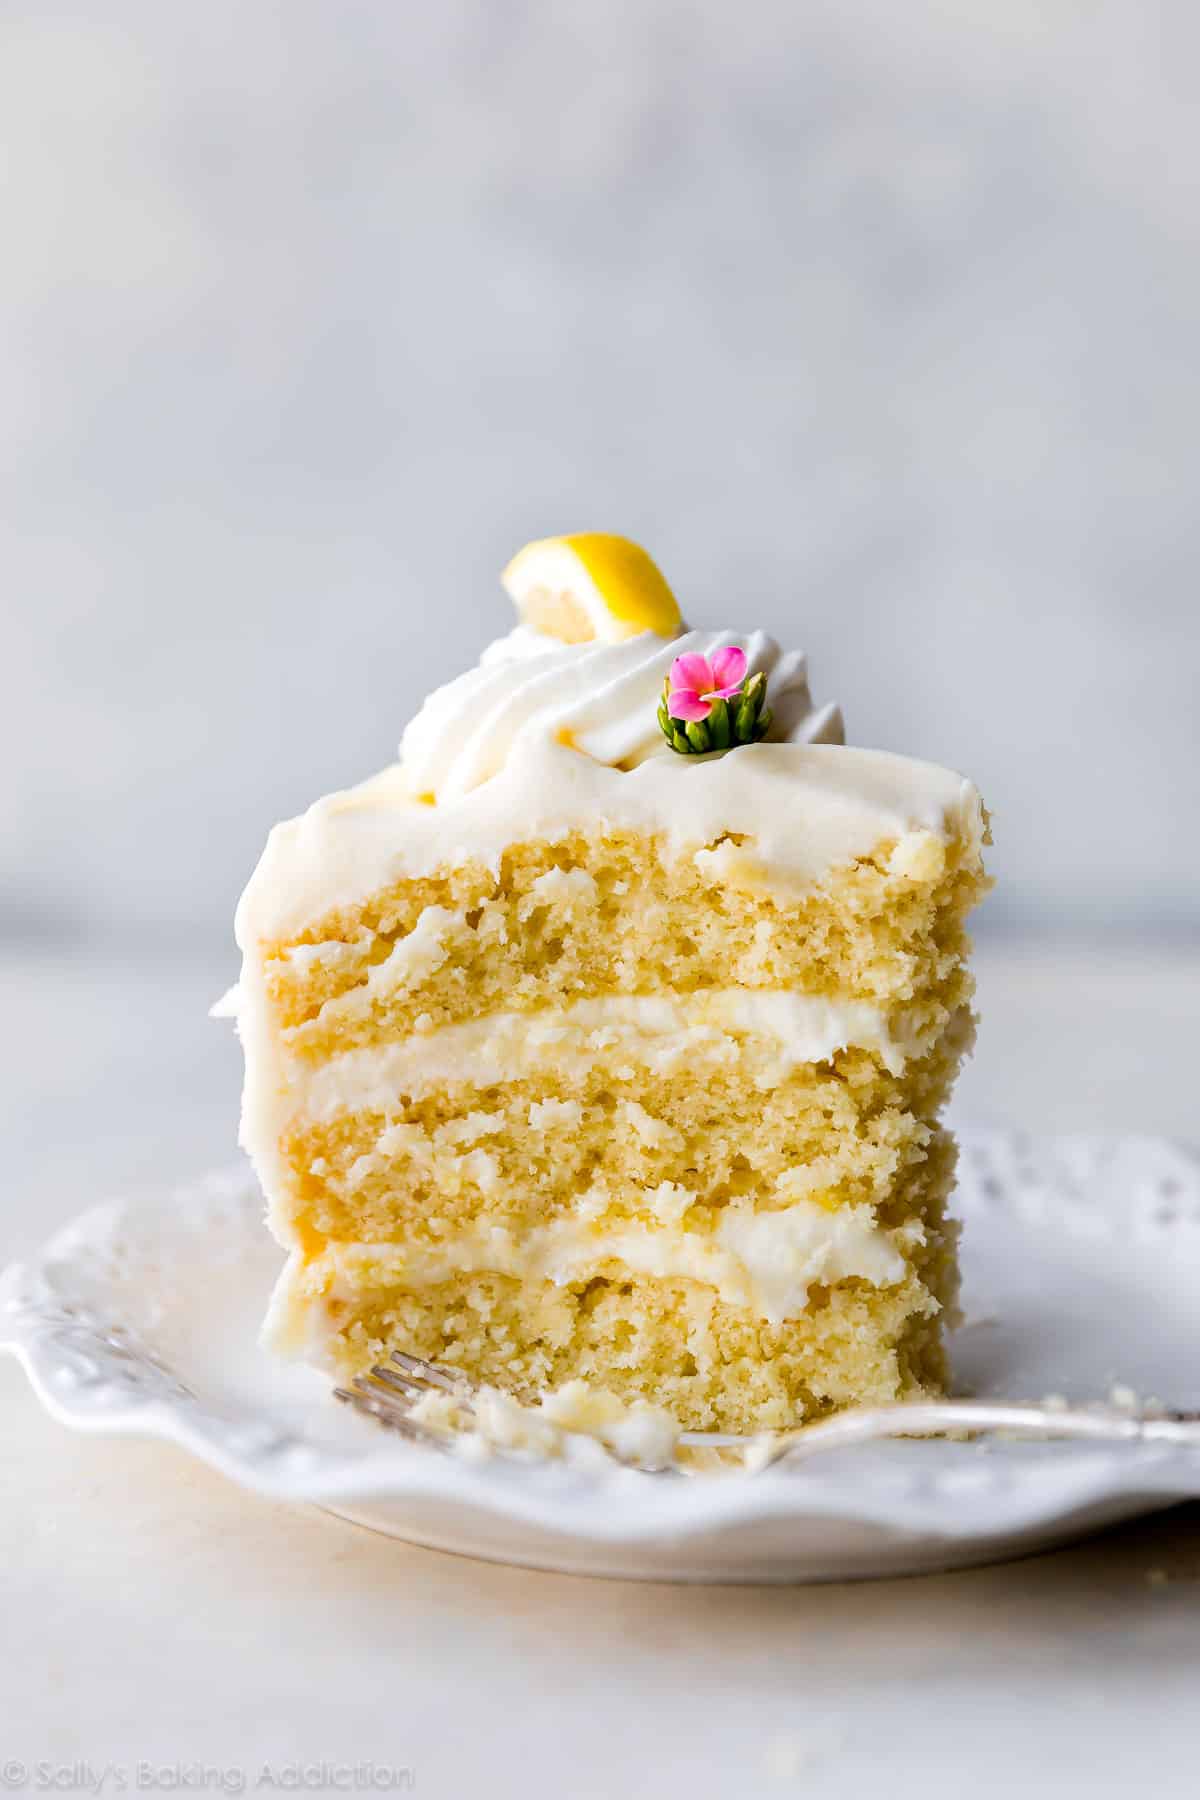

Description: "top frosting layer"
400 626 844 803
235 738 983 946
233 617 982 947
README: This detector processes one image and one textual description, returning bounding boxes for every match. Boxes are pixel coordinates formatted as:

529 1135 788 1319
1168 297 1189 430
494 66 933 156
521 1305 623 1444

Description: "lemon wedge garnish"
501 533 682 644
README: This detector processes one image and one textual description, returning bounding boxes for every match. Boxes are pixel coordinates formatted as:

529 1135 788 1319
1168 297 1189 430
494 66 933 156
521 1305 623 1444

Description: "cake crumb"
742 1434 779 1475
409 1378 681 1467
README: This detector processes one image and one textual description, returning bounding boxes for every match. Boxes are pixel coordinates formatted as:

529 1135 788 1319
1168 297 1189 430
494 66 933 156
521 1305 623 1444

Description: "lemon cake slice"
230 535 989 1433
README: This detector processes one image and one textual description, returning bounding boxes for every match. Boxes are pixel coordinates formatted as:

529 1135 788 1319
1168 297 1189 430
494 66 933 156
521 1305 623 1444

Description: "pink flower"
667 646 748 722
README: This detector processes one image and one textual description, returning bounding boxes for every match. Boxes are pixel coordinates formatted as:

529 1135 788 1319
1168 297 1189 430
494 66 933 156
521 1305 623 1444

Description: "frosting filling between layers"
291 988 935 1121
265 1195 923 1354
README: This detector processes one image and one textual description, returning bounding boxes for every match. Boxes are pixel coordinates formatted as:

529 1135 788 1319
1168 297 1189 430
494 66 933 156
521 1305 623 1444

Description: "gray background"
5 0 1199 947
4 13 1200 1768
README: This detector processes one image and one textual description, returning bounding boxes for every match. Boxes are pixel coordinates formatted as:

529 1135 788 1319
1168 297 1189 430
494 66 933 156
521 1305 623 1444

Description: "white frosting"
267 1195 914 1349
232 617 983 949
296 990 925 1123
401 625 844 802
235 738 982 948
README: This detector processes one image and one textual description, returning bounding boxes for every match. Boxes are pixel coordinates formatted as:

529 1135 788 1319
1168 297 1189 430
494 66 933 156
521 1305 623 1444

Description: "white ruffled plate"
3 1128 1199 1583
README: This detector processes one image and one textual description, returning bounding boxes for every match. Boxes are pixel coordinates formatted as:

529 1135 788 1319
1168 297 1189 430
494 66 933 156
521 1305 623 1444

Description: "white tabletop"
3 939 1198 1797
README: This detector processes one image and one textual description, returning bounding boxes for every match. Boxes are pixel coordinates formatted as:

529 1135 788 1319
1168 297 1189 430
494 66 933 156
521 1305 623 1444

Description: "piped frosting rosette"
402 625 844 803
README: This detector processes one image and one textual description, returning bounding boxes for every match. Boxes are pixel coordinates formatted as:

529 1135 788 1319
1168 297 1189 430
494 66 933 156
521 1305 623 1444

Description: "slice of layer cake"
231 535 989 1434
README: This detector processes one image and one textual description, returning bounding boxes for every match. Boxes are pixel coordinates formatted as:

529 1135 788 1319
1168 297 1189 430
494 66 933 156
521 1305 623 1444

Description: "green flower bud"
707 696 731 750
744 671 767 715
733 689 758 741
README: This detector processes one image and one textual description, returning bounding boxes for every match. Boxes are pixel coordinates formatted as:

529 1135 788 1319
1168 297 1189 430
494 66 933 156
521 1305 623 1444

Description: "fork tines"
389 1349 463 1394
334 1351 472 1452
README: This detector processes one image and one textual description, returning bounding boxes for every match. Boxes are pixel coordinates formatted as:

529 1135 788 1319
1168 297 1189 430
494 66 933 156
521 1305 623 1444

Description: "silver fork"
335 1352 1200 1473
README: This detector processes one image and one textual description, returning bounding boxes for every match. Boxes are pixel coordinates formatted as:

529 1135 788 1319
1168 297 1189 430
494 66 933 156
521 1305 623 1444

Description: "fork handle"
693 1400 1200 1470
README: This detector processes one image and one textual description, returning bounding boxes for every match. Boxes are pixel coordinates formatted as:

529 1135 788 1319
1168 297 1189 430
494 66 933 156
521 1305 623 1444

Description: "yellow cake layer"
259 828 987 1058
313 1267 955 1434
279 1045 963 1250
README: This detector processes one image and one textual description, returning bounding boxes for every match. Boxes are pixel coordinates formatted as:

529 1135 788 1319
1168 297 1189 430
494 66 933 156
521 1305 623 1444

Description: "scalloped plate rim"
3 1126 1200 1577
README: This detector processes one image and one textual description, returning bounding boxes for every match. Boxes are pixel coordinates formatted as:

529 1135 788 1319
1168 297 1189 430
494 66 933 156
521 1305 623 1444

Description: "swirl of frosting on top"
400 626 844 803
